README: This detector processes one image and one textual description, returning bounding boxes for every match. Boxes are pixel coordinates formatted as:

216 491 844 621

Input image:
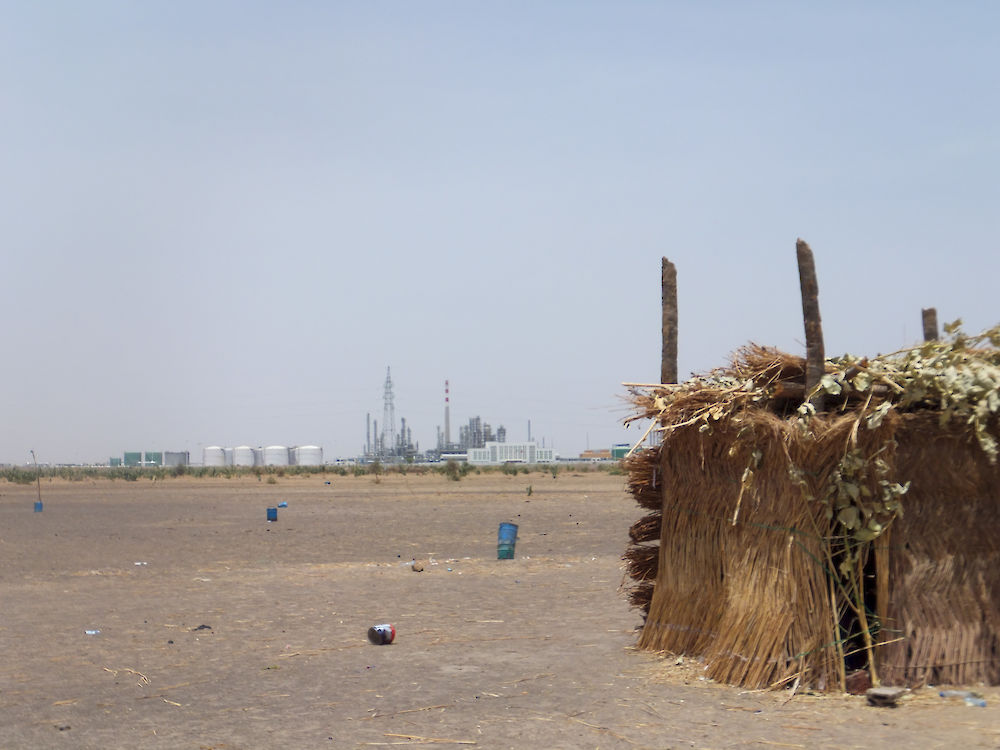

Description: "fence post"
796 239 825 411
661 258 678 385
921 307 938 341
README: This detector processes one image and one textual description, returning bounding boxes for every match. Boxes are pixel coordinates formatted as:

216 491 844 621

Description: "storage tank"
233 445 256 467
263 445 289 466
293 445 323 466
203 446 225 467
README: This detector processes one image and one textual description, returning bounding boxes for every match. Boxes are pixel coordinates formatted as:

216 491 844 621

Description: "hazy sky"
2 2 997 465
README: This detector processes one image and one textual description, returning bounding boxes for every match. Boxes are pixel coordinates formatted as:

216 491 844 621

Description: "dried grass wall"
625 410 1000 689
877 413 1000 686
633 417 842 689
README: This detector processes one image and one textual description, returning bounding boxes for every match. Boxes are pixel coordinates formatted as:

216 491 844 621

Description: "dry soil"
1 471 997 749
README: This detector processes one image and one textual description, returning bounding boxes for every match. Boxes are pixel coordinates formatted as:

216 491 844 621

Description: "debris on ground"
845 670 872 695
866 686 907 707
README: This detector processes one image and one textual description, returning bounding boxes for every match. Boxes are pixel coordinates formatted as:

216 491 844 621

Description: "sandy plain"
1 470 997 749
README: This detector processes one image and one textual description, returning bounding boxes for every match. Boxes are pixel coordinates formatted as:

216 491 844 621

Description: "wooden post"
921 307 938 342
30 449 42 507
661 258 678 385
796 239 825 411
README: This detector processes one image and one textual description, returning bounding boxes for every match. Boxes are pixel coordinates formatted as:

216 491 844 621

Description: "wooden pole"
30 450 41 506
796 239 825 411
921 307 938 342
661 258 678 385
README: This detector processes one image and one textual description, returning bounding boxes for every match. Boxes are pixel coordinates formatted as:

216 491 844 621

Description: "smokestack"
366 413 371 455
444 380 451 448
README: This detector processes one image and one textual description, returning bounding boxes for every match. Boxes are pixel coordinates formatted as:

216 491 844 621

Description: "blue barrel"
497 522 518 559
266 507 277 522
34 501 43 513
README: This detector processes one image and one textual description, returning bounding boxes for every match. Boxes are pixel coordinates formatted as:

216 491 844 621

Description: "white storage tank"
263 445 289 466
293 445 323 466
203 446 226 467
233 445 256 467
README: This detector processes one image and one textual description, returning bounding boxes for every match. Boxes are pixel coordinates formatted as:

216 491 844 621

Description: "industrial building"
119 451 189 467
457 416 507 450
611 443 630 460
579 444 630 461
467 441 555 465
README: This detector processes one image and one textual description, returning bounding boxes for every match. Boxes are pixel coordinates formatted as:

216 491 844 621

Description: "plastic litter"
939 690 987 707
84 630 100 636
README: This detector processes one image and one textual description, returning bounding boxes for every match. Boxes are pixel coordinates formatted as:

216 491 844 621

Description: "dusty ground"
1 471 997 749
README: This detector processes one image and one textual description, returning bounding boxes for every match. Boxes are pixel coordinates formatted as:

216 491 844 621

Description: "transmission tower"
381 367 396 459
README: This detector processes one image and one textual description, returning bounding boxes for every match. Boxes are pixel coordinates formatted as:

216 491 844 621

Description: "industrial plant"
109 370 565 469
363 368 420 461
362 370 555 464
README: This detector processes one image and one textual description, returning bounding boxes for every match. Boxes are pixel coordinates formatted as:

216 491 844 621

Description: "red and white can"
367 623 396 645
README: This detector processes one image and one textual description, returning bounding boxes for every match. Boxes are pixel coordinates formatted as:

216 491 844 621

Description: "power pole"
381 367 396 459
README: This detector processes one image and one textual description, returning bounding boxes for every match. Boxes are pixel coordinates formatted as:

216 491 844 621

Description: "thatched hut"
623 328 1000 692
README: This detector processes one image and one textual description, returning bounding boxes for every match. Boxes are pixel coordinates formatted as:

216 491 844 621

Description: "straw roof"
631 323 1000 455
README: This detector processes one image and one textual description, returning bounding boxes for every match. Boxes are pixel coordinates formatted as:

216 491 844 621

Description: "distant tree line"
0 460 621 484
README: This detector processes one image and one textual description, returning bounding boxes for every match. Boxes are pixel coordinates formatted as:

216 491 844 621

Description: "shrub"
1 467 35 485
444 459 462 481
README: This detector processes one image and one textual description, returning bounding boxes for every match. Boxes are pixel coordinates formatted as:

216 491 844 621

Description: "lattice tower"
381 367 396 458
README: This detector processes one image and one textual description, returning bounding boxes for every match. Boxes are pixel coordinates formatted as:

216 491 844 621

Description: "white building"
467 441 555 465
